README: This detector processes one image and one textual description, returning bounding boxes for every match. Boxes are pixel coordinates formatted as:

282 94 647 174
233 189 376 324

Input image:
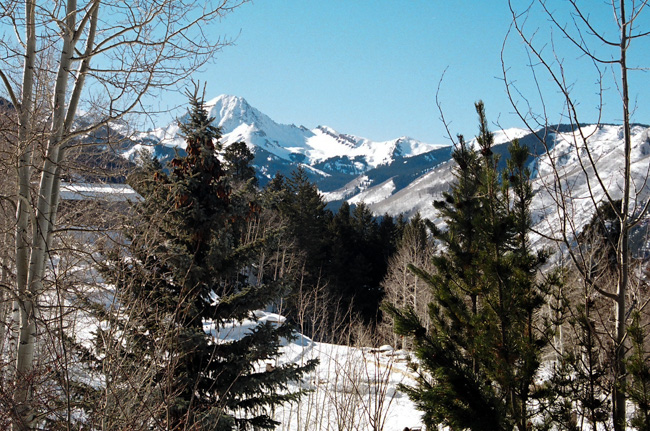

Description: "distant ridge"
120 95 650 248
133 94 449 194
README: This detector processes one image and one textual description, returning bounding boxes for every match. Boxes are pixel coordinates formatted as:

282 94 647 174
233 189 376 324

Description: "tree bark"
613 2 631 429
13 0 37 427
503 2 649 428
0 0 246 427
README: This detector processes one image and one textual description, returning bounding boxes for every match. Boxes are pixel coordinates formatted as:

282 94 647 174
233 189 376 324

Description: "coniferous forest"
1 1 650 431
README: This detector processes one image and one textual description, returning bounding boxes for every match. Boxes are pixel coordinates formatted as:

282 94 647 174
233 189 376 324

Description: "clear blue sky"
159 1 650 145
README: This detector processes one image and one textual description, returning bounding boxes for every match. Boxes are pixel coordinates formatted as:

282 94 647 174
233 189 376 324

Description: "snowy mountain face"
130 95 650 242
134 95 446 192
363 123 650 251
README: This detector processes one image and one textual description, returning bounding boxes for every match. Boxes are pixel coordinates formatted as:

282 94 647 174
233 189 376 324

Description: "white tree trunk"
612 2 631 427
503 2 649 429
13 1 99 428
0 0 244 427
13 0 37 427
0 232 12 375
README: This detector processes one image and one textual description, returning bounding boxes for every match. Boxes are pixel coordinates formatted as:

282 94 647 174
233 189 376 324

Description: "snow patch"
348 179 396 205
60 183 140 202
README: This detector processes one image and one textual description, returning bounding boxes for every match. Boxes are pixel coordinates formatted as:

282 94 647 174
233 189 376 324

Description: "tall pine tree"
385 102 547 431
95 88 316 430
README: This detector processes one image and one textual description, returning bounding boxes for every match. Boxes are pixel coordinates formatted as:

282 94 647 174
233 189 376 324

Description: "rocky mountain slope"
126 95 650 246
129 95 448 194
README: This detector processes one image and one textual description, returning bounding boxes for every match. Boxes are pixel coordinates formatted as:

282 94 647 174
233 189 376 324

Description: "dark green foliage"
264 168 333 337
377 213 401 259
224 141 257 185
386 102 547 431
535 354 580 431
96 89 316 430
278 166 332 269
385 304 507 431
627 310 650 429
264 169 399 337
327 202 395 324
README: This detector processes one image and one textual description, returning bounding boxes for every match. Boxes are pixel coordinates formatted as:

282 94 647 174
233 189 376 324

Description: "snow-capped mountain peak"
141 94 446 182
132 95 650 247
204 94 273 134
118 95 650 253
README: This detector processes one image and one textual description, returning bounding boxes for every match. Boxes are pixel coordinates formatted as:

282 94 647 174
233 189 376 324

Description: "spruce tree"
328 202 387 325
539 201 625 430
96 89 316 430
627 310 650 429
385 102 547 431
224 141 257 185
279 166 331 272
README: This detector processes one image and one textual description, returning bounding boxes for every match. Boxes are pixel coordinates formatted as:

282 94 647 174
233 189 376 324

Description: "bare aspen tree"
379 214 434 349
0 1 248 428
0 103 16 387
503 2 650 429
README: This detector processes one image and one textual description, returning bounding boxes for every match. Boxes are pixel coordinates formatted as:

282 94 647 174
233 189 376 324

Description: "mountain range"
128 95 452 192
123 94 650 248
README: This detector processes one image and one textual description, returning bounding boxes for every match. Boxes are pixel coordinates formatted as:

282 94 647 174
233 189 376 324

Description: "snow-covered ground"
63 266 422 431
210 311 424 431
60 182 140 202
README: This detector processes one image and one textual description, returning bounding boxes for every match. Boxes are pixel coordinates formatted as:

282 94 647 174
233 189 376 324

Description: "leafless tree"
0 0 248 428
379 214 434 350
503 2 650 429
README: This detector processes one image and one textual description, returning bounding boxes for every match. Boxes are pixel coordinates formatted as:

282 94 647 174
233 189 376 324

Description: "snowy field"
211 311 424 431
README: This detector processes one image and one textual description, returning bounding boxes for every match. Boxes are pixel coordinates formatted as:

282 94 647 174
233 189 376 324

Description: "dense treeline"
38 90 319 430
1 88 649 430
218 101 650 430
257 167 404 339
1 0 648 429
60 92 421 428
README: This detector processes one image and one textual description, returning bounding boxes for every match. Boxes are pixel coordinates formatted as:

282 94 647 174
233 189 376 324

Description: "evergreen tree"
385 102 547 431
327 201 356 303
224 141 257 185
627 310 650 429
279 166 331 271
377 213 400 262
328 203 372 322
349 203 392 323
268 170 398 338
266 168 334 338
538 201 630 430
96 89 316 430
327 202 393 326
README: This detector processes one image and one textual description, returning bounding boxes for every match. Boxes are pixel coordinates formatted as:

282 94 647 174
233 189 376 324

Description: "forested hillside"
1 1 649 431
